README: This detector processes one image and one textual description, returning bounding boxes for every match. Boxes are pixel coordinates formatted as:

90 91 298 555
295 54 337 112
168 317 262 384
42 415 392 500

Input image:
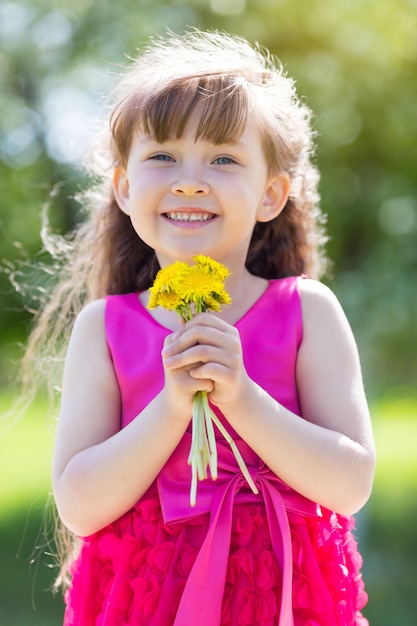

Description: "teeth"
166 212 213 222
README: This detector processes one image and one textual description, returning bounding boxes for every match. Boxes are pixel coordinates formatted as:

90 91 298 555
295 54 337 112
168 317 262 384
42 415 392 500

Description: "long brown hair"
23 29 327 398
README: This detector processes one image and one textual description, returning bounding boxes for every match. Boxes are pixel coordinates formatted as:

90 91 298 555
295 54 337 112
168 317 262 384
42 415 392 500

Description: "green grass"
371 395 417 496
0 394 55 514
1 391 417 625
0 393 64 626
354 393 417 626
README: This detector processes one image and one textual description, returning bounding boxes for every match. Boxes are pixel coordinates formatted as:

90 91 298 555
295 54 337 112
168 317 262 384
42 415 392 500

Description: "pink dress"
63 277 369 626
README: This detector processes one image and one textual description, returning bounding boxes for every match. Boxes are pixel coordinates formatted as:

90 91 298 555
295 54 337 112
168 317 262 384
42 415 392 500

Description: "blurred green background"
1 0 416 624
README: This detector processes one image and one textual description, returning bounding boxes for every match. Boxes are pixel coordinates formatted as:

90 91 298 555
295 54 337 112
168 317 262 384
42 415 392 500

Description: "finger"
166 347 243 391
164 324 238 359
187 313 240 338
163 343 226 370
170 312 231 343
162 332 177 349
189 361 230 380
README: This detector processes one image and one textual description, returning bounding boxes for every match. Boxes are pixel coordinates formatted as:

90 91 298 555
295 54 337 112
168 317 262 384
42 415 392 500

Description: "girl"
29 30 375 625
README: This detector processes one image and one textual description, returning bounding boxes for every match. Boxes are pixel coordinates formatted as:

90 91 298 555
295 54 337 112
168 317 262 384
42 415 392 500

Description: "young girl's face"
113 111 289 273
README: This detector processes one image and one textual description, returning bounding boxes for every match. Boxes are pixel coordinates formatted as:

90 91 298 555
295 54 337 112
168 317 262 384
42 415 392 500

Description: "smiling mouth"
164 212 215 222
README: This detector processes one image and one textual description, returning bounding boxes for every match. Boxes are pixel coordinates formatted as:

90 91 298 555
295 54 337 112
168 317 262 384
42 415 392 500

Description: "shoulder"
64 299 117 394
298 278 348 326
72 298 107 334
74 293 137 325
68 299 108 355
76 297 107 320
297 278 359 360
298 277 339 304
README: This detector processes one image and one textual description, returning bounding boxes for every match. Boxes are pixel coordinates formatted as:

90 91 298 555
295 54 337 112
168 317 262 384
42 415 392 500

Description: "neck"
219 269 268 325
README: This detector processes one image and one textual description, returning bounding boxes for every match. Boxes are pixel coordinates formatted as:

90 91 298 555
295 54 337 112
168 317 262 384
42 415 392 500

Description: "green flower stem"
205 402 259 497
189 394 207 479
188 392 209 507
187 389 259 507
201 392 218 480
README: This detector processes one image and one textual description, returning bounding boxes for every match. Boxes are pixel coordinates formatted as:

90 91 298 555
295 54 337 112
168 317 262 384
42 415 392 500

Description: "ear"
256 172 290 223
113 166 130 215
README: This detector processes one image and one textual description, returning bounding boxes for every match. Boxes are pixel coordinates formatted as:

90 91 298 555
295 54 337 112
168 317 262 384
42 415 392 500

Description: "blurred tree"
1 0 416 391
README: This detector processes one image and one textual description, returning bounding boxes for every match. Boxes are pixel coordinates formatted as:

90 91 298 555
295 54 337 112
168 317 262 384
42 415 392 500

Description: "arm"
226 279 375 514
52 299 207 537
163 279 376 515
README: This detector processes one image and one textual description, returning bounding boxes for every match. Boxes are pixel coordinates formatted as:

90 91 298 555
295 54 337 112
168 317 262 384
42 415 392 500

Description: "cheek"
129 210 152 234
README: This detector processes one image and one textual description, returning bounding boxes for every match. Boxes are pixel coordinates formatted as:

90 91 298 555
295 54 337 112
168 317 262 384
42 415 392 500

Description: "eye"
213 156 237 165
149 153 174 162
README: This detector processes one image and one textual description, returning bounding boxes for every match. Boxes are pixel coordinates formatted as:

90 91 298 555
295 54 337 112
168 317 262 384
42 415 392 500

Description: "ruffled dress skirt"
63 491 368 626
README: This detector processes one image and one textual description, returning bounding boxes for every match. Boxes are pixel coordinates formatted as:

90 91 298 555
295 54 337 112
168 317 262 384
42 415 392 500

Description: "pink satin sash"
157 434 321 626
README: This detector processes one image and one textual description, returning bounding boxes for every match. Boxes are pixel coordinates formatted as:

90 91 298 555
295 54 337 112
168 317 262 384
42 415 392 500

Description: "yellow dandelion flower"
151 261 190 294
153 290 185 311
201 294 222 312
193 254 230 281
147 288 160 310
177 266 224 304
209 286 232 308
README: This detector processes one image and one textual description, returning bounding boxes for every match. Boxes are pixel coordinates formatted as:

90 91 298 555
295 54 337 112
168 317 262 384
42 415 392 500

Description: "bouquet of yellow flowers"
148 255 258 506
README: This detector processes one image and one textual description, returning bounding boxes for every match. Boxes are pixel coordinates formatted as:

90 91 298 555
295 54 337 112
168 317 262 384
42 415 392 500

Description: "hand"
162 312 249 411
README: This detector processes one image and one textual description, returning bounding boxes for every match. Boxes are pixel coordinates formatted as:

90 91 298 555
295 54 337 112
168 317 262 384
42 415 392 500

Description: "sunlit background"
1 0 416 624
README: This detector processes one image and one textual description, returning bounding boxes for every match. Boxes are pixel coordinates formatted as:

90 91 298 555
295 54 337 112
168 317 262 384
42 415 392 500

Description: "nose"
171 170 209 196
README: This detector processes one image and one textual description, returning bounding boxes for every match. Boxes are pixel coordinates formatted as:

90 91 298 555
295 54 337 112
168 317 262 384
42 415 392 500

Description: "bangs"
143 75 250 144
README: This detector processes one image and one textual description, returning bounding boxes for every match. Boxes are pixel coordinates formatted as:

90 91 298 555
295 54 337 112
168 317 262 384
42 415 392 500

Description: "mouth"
164 212 216 223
